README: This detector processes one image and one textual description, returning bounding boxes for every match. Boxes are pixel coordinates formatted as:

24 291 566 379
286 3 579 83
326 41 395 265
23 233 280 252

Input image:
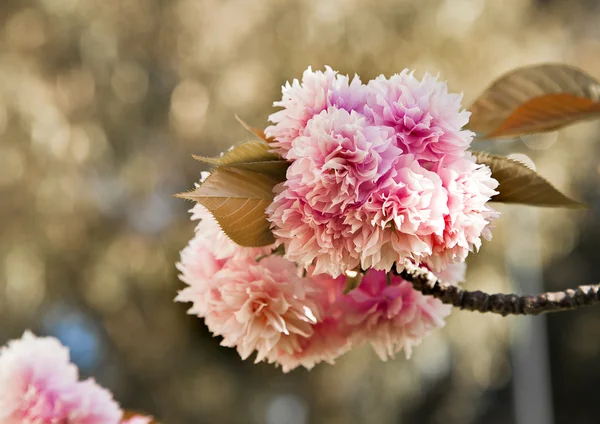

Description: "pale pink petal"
365 70 473 163
177 243 349 371
265 272 352 372
426 153 499 271
337 266 464 360
266 66 367 158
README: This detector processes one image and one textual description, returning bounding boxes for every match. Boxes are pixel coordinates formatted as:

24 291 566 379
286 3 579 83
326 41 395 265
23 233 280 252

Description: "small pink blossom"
266 66 366 158
365 70 474 163
202 256 324 363
339 263 464 360
265 272 351 372
286 107 400 212
351 154 449 272
177 225 338 369
176 204 276 314
268 187 358 277
0 331 122 424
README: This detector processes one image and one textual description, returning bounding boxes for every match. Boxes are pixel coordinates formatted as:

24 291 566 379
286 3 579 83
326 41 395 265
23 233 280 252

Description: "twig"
398 263 600 316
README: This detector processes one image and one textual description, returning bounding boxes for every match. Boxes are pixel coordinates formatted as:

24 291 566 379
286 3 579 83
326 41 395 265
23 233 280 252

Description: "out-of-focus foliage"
1 0 600 423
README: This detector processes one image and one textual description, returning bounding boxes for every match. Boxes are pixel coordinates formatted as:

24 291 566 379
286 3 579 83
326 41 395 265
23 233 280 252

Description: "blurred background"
1 0 600 422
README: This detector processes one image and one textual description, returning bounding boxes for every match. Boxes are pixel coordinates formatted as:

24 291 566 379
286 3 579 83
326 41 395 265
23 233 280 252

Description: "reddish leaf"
468 64 600 138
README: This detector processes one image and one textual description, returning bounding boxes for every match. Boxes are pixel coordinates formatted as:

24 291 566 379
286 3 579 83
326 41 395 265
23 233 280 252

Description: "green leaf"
468 64 600 138
472 151 585 208
176 167 278 247
193 140 289 180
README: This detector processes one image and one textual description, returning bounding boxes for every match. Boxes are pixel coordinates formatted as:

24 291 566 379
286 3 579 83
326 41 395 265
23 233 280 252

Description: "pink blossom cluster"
0 331 152 424
177 67 498 371
177 205 465 372
266 67 499 277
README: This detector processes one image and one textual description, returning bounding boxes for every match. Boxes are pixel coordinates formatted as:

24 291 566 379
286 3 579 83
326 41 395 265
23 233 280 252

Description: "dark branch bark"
398 264 600 316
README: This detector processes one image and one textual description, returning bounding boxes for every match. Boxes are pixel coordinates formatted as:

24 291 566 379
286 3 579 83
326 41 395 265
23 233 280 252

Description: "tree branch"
398 264 600 316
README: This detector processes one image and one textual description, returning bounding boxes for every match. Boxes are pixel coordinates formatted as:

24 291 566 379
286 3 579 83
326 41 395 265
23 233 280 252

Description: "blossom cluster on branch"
178 63 600 371
175 66 499 370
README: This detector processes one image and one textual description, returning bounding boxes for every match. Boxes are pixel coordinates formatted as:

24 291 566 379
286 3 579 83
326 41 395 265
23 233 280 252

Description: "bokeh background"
1 0 600 422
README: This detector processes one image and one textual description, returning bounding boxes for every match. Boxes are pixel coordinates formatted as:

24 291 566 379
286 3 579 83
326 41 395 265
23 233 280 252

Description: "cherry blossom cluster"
177 67 498 371
266 67 498 277
0 331 152 424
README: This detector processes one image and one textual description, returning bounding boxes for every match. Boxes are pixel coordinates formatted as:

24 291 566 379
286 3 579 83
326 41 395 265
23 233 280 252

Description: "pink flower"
0 331 122 424
286 107 400 212
268 154 452 277
178 194 472 370
267 189 359 277
339 263 464 360
265 272 352 372
350 154 449 272
176 204 274 315
266 66 366 158
178 241 345 370
264 67 497 277
177 207 352 371
365 70 473 163
426 154 499 271
205 256 324 363
176 207 234 318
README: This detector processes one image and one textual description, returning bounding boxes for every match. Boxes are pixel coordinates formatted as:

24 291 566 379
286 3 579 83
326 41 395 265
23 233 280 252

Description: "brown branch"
398 264 600 316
